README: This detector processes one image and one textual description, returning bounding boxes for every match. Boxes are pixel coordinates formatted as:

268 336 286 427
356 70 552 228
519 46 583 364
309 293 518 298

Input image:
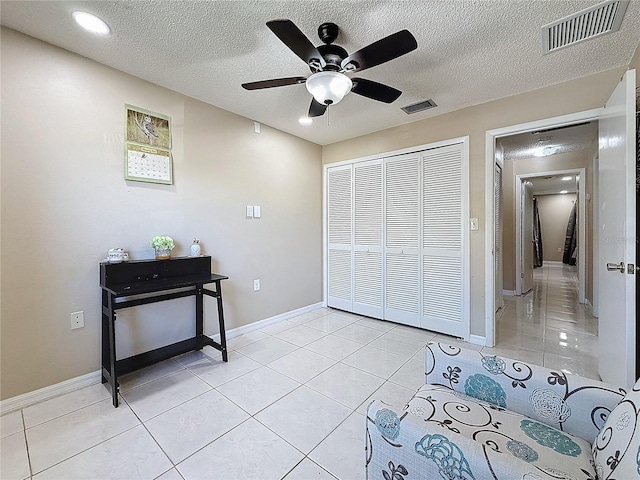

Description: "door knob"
606 261 625 273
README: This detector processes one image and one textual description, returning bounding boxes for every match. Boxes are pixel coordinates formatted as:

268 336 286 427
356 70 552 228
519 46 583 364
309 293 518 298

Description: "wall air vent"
542 0 629 54
401 99 437 114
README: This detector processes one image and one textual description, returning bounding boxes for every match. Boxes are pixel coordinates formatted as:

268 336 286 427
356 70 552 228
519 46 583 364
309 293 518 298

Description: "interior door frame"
484 108 601 347
514 168 586 297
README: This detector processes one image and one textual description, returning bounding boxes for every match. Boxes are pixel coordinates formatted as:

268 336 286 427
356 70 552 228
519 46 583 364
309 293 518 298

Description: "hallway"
490 263 599 379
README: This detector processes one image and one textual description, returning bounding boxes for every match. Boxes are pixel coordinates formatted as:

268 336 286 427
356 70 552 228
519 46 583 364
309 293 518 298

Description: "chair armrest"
424 342 625 442
366 400 560 479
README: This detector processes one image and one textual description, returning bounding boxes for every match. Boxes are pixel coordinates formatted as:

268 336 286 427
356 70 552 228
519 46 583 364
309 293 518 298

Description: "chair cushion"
408 384 596 480
592 380 640 479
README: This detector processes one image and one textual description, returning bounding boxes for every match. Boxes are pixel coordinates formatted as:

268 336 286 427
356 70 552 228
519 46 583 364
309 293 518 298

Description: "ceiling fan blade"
267 19 326 69
242 77 307 90
308 98 327 117
341 30 417 73
351 78 402 103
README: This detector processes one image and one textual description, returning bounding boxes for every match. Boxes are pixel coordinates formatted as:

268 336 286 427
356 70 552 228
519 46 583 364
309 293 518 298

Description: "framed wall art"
124 105 173 184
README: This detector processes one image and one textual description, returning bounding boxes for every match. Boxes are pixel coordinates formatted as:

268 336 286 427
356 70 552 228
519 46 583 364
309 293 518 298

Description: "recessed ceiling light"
561 176 573 181
298 116 312 126
72 11 111 35
560 190 568 194
533 146 559 157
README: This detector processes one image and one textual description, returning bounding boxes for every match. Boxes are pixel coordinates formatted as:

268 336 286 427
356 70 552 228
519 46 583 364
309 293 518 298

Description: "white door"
598 69 636 388
353 160 384 319
327 165 353 311
384 152 421 326
521 181 534 294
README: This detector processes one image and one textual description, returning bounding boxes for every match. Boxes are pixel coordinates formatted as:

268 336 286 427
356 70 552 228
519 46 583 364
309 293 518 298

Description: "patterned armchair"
366 342 640 479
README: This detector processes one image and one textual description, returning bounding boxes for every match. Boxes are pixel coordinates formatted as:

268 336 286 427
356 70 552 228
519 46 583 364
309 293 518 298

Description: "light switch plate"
254 206 261 218
246 206 254 218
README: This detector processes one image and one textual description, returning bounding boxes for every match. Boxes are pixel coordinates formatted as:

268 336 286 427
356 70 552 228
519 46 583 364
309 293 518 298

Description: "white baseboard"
469 335 486 346
208 301 324 341
543 261 563 266
0 370 102 416
502 290 516 297
585 299 599 318
0 301 325 416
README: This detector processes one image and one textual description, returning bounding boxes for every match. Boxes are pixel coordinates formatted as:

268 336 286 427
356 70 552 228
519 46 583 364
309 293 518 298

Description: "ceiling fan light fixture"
305 71 352 106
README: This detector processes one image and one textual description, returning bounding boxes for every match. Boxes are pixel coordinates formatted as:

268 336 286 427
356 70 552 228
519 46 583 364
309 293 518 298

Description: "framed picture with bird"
124 105 173 184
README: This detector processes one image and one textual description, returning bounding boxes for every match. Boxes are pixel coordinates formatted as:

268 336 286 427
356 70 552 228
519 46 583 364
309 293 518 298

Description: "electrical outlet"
557 247 562 253
253 279 260 291
71 311 84 330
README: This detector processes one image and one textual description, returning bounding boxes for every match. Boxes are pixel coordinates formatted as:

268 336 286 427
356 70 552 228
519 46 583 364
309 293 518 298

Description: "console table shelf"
100 256 228 407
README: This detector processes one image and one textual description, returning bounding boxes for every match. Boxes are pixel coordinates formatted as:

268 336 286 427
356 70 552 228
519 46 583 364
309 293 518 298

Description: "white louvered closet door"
421 144 467 337
327 165 352 311
353 160 383 319
385 153 421 327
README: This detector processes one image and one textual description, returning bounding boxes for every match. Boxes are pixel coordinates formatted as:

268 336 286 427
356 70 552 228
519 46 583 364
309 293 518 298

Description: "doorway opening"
485 110 600 352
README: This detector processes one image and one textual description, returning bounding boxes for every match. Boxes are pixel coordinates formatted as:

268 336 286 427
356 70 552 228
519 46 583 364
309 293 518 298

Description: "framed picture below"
124 105 173 184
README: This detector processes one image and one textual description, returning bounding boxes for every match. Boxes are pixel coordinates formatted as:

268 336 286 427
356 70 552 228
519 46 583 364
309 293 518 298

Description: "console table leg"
195 285 204 349
216 280 228 362
107 293 119 407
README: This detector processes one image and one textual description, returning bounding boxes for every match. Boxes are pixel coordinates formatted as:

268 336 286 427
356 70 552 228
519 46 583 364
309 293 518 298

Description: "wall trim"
543 261 564 266
0 370 102 416
0 302 325 415
502 290 517 296
585 298 598 318
469 334 487 346
208 302 324 341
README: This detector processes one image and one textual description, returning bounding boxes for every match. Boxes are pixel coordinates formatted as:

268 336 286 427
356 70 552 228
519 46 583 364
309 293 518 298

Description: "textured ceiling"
1 0 639 145
499 121 598 194
499 121 598 161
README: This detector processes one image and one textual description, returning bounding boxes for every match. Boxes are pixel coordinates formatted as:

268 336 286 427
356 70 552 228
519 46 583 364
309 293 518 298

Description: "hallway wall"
536 193 577 263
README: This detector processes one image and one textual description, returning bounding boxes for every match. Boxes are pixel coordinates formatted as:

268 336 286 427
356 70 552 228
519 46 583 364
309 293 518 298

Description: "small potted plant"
150 236 175 260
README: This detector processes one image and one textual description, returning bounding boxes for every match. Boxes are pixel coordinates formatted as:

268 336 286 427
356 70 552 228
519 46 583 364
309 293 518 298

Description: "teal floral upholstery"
366 342 639 480
425 343 624 442
592 382 640 478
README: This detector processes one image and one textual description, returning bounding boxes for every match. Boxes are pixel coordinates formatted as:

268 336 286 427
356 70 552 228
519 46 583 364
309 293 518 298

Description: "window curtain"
562 202 577 266
533 197 543 268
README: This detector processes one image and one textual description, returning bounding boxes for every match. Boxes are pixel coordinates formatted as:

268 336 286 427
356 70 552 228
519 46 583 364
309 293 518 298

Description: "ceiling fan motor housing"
315 44 348 72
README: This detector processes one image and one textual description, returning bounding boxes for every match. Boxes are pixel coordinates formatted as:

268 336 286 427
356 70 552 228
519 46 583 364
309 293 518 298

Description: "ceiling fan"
242 20 418 118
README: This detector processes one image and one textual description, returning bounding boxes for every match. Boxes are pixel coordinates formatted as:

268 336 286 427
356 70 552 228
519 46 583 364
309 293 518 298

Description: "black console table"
99 256 228 407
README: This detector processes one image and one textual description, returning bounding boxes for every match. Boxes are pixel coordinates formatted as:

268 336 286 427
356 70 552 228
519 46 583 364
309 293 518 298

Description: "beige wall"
536 193 577 263
323 67 625 336
0 28 323 400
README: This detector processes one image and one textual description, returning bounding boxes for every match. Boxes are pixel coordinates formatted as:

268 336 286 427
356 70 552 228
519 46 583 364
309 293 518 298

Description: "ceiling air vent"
401 99 437 114
542 0 629 54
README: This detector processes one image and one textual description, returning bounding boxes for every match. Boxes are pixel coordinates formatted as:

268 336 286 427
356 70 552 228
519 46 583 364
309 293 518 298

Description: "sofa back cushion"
592 380 640 479
425 342 625 442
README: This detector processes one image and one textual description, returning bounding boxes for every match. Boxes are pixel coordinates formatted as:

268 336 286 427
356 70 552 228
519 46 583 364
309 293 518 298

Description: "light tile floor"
1 263 597 479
